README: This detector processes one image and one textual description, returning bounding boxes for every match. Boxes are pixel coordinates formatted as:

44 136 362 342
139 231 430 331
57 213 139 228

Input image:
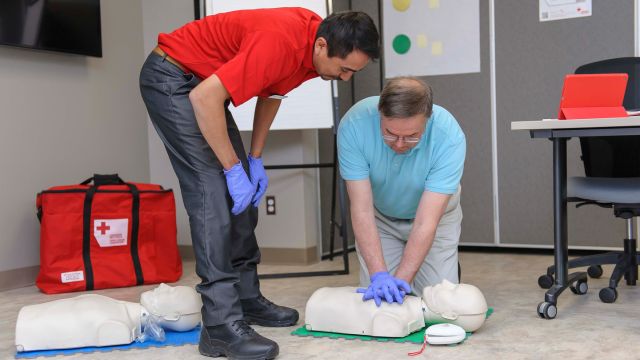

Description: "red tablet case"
557 73 628 120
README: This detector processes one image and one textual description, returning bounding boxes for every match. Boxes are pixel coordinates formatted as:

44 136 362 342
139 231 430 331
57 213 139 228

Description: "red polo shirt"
158 7 321 107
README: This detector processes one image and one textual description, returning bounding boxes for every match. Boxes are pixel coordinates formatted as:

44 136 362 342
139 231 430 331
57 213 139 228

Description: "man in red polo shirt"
140 7 379 360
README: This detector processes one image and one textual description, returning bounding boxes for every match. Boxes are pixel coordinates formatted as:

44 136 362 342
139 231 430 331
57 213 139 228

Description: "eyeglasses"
382 134 421 143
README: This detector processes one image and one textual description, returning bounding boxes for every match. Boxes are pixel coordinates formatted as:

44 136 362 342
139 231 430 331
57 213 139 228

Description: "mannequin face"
140 284 202 332
140 283 201 320
422 280 488 319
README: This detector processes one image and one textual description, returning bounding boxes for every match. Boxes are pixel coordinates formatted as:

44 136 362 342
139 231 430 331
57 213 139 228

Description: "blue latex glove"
223 161 256 215
248 155 268 207
356 271 412 307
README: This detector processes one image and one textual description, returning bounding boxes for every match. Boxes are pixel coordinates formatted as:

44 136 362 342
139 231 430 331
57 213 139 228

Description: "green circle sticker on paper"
392 34 411 54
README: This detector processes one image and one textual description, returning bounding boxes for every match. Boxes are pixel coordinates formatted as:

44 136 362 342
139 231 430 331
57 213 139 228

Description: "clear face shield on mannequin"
15 284 202 352
304 280 488 338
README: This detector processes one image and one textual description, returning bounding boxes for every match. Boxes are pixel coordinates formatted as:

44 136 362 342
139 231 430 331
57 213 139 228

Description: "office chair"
538 57 640 303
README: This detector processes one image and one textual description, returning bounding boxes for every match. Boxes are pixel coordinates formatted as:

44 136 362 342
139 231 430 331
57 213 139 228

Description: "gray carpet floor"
1 251 639 359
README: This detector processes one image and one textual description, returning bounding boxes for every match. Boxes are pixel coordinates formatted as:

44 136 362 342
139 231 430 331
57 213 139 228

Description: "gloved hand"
356 271 412 307
248 155 268 207
224 161 256 215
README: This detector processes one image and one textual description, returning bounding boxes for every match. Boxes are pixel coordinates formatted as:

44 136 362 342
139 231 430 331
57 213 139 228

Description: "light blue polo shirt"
338 96 466 219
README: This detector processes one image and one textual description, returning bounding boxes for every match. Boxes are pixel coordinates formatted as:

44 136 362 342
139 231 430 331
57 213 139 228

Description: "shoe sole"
199 340 279 360
244 315 298 327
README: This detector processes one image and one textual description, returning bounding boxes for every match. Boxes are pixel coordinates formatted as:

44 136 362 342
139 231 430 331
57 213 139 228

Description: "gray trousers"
357 187 462 295
139 52 261 326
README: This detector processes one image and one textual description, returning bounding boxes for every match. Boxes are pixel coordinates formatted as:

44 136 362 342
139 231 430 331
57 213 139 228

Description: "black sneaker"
240 295 299 327
199 320 279 360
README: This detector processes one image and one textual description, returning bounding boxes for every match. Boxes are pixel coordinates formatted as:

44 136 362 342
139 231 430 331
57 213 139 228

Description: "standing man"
139 8 379 360
338 77 465 307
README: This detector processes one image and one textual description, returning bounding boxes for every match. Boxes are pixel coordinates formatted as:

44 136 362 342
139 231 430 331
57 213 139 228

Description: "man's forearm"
189 75 238 170
250 97 281 157
352 208 387 275
346 180 387 275
394 221 437 283
395 191 451 283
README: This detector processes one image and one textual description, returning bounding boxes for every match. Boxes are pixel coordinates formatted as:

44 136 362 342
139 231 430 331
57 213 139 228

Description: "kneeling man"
337 77 466 306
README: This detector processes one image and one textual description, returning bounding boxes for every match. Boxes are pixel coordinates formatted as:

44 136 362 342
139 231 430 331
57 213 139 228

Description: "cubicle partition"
322 0 636 251
495 1 634 249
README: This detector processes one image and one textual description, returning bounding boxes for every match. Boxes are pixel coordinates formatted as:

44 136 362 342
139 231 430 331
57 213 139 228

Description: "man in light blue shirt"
338 77 466 307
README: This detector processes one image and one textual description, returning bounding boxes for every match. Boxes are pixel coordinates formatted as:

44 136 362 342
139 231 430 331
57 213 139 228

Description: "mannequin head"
421 280 488 332
140 283 202 331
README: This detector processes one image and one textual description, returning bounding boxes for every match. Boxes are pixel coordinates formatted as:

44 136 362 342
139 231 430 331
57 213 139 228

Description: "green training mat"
291 307 493 344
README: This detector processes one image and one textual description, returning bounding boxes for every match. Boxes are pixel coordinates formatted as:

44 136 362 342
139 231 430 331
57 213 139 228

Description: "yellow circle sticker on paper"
392 0 411 12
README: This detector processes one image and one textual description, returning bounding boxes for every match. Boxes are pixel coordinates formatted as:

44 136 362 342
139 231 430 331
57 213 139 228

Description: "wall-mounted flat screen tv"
0 0 102 57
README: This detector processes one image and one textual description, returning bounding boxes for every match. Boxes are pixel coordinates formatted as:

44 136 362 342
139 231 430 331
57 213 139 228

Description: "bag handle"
36 174 124 224
81 177 144 290
80 174 125 186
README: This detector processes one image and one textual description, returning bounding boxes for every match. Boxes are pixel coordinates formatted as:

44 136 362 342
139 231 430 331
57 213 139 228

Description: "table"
511 116 640 318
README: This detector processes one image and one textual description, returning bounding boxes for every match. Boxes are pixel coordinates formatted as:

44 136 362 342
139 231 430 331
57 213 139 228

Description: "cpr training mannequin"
304 280 487 337
15 283 202 352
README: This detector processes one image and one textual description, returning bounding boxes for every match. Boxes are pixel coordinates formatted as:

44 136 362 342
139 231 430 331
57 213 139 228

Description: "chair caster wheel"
569 280 589 295
537 301 557 319
570 280 588 295
587 265 603 278
599 287 618 303
538 274 554 289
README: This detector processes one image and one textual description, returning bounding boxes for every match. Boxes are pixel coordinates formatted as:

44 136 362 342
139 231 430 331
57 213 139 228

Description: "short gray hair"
378 77 433 118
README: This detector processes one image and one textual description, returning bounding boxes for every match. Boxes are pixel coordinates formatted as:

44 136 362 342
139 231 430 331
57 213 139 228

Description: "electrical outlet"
265 196 276 215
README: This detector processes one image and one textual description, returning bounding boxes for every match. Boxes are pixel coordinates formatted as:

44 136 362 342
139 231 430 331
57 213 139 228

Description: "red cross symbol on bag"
97 222 110 235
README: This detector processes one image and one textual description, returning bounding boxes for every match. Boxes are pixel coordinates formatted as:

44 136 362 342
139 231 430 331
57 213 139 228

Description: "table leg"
553 137 568 288
541 137 570 306
538 137 570 318
542 137 588 308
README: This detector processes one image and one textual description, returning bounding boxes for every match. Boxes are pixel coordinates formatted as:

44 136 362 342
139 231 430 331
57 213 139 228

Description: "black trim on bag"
41 189 172 194
82 187 97 290
82 174 124 186
125 183 144 286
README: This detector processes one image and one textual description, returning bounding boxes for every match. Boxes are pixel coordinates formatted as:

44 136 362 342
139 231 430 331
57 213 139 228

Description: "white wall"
0 0 151 272
0 0 322 275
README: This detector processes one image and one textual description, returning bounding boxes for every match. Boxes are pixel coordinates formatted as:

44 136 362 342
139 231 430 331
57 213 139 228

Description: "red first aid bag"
35 174 182 294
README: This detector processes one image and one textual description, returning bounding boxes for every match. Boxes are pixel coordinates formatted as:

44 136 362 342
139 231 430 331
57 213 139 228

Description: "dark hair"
316 11 380 60
378 77 433 118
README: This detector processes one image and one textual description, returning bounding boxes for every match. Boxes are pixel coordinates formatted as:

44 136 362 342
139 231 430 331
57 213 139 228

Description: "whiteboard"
205 0 334 131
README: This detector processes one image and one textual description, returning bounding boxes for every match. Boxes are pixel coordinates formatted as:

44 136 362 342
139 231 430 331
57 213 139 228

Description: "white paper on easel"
204 0 333 131
539 0 592 22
